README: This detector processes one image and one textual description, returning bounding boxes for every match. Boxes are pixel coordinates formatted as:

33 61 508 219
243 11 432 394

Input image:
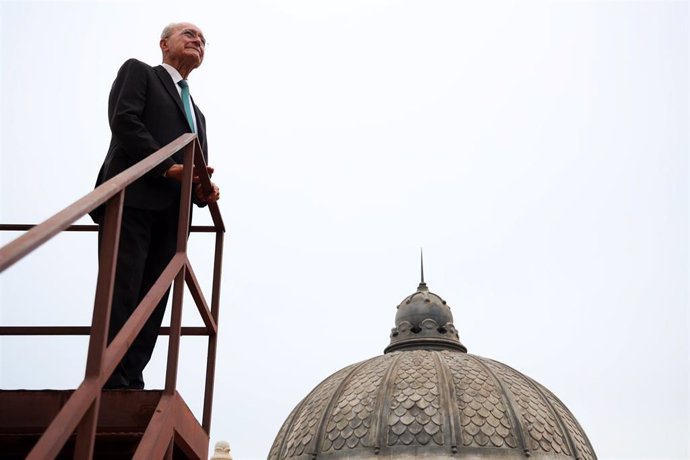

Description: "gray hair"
160 23 182 40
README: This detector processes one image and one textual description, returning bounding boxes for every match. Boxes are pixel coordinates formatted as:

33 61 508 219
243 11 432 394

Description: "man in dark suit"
92 22 219 389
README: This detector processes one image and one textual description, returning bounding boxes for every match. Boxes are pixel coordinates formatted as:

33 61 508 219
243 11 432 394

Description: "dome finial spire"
386 253 466 353
418 248 428 292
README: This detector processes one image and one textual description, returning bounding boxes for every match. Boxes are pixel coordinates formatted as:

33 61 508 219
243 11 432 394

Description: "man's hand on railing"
164 163 220 204
164 164 215 183
194 182 220 204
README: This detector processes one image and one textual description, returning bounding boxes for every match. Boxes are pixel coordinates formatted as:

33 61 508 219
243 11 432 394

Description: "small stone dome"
269 282 596 459
385 281 467 353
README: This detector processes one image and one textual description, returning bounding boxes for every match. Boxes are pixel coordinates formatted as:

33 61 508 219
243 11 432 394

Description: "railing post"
73 398 101 460
203 230 224 432
74 190 125 459
165 266 186 396
164 140 196 395
85 190 124 379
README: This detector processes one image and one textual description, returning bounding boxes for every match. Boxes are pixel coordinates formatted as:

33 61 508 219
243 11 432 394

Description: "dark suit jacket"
91 58 208 222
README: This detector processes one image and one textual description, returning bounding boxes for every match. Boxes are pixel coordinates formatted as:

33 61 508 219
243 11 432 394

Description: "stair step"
0 389 166 459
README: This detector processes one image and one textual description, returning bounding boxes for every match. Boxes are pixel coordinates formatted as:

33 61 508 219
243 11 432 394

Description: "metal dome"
268 282 596 459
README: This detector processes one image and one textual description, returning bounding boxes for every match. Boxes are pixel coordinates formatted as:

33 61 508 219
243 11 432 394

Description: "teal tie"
177 80 195 133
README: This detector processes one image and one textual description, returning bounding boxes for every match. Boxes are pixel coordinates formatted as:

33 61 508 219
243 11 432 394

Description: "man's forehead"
175 23 203 34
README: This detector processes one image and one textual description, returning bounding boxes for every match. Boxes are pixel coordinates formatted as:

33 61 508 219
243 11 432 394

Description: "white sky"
0 1 688 459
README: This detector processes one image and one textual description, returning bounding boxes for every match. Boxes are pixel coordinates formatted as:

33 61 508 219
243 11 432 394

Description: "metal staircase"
0 134 225 459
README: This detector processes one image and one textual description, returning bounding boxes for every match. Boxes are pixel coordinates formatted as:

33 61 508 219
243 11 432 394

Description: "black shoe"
103 383 129 390
104 373 129 389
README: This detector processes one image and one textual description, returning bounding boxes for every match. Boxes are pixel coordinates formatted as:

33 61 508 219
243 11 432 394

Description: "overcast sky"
0 1 688 459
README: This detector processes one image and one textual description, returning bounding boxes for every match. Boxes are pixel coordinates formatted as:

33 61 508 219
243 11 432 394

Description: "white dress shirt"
161 62 198 133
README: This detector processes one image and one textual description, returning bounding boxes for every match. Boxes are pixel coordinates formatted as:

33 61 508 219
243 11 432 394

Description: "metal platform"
0 390 208 459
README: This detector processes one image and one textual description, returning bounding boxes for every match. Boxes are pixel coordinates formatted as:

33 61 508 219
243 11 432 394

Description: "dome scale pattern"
269 349 595 459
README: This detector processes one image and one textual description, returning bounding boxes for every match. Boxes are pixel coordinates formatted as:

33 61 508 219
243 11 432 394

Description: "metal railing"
0 133 224 459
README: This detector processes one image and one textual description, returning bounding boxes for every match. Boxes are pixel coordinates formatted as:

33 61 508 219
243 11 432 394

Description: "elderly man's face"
161 23 206 69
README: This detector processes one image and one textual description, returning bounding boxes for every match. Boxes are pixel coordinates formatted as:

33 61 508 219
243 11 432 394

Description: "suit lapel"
154 65 187 118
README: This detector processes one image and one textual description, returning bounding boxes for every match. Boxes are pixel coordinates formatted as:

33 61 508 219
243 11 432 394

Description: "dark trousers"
100 204 179 389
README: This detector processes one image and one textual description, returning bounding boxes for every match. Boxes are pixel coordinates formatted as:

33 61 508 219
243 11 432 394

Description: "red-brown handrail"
0 133 224 459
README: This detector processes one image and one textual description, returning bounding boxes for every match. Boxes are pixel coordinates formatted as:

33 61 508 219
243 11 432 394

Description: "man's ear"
160 39 168 53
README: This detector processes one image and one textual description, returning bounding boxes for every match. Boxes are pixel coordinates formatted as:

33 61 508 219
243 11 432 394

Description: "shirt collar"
161 63 184 84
